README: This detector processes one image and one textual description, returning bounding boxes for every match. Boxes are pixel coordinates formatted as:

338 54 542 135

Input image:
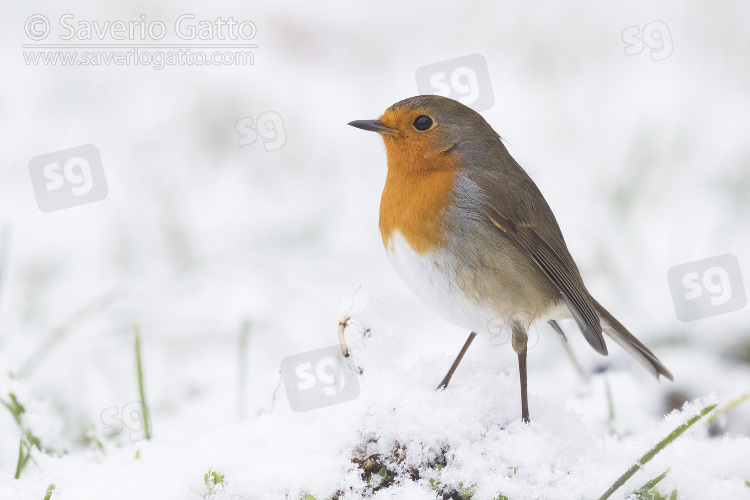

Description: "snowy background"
1 1 749 499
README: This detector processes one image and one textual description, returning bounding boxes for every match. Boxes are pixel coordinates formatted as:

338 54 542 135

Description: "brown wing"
467 146 606 355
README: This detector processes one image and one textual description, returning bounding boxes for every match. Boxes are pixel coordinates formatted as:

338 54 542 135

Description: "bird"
348 95 673 422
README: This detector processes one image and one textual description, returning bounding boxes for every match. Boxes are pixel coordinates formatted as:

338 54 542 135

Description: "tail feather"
591 298 674 381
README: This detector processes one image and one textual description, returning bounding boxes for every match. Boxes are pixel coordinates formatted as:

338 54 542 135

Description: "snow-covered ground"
1 1 749 499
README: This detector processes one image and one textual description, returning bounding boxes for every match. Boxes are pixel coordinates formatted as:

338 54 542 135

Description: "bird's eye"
413 115 433 131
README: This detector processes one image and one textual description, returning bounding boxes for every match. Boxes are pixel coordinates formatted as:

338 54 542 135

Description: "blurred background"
0 0 748 476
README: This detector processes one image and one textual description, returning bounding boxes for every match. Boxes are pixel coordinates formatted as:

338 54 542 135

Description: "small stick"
269 371 283 414
338 285 365 357
338 315 350 357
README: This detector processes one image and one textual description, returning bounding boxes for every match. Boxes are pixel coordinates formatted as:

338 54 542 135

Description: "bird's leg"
436 331 477 390
511 323 530 423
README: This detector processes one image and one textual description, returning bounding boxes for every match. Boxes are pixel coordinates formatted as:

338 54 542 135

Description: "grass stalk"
3 393 41 479
134 325 151 440
269 371 283 414
237 320 251 419
43 484 55 500
18 287 120 377
14 437 26 479
557 330 588 381
605 376 616 435
631 468 670 497
704 392 750 427
597 403 717 500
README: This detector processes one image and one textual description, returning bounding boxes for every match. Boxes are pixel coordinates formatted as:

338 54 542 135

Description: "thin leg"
511 323 530 423
436 332 477 390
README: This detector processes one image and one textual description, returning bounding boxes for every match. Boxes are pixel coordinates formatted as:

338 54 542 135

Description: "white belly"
385 231 502 336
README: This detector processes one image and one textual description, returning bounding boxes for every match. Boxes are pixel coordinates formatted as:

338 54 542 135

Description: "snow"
1 0 750 499
2 331 748 499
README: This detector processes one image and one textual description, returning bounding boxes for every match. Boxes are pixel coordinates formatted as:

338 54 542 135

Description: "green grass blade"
704 393 750 427
605 376 616 435
597 403 717 500
134 326 151 441
43 484 55 500
631 468 670 498
557 328 588 381
14 437 25 479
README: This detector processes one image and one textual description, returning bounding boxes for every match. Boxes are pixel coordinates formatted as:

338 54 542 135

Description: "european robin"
349 95 673 422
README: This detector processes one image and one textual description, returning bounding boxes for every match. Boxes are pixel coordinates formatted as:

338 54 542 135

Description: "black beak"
348 119 393 134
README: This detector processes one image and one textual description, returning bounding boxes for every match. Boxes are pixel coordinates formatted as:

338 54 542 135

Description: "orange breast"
379 153 458 254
